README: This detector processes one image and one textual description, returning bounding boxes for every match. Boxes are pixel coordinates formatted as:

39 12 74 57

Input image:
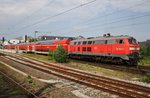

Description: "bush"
48 49 54 60
54 45 68 63
143 73 150 83
140 46 150 56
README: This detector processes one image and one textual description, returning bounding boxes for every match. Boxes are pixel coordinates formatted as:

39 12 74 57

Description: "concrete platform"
0 49 49 55
0 49 23 54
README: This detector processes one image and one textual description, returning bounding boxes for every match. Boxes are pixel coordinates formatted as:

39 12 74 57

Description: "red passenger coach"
26 42 35 52
68 35 139 65
34 39 71 52
17 43 28 50
4 44 16 49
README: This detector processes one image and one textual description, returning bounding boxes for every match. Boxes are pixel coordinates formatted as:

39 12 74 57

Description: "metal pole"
34 31 38 54
35 31 38 42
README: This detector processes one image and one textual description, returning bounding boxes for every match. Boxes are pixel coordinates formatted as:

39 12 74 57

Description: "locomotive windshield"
128 38 137 44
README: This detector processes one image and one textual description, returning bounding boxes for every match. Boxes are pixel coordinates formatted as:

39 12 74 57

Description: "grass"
22 53 55 63
70 62 143 80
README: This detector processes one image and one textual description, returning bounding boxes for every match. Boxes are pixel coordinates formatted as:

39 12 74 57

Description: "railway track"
70 58 150 74
0 52 150 98
1 51 150 74
0 70 38 98
21 52 150 74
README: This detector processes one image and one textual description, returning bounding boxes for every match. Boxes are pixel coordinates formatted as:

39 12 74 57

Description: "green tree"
54 45 68 63
29 38 36 42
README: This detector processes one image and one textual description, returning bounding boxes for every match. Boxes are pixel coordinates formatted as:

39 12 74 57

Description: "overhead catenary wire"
9 0 55 30
12 0 97 33
76 1 149 26
1 0 149 39
73 21 150 34
0 0 97 38
51 1 150 33
71 13 150 33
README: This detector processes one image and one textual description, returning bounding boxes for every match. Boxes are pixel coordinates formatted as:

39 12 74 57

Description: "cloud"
0 0 149 22
109 0 150 12
0 0 49 21
0 0 150 41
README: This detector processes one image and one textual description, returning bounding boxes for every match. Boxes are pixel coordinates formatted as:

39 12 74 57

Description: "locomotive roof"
72 36 132 42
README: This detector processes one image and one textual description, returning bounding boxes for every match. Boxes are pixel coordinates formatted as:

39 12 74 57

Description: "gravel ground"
0 56 117 98
0 73 28 98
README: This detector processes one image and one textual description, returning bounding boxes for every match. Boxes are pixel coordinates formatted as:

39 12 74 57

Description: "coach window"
83 41 87 45
36 43 40 45
88 41 92 44
116 39 124 44
107 40 114 44
78 42 81 45
74 42 77 45
70 42 74 45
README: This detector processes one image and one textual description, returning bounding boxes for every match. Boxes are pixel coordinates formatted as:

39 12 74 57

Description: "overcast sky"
0 0 150 41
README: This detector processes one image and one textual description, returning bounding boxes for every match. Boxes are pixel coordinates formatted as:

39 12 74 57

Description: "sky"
0 0 150 41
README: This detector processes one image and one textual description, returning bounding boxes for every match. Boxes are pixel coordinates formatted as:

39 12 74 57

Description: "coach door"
32 45 35 52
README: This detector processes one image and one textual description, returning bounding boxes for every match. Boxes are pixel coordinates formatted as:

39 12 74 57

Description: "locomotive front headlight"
136 47 140 50
129 47 135 50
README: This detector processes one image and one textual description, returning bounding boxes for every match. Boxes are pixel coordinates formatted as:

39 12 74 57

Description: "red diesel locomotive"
68 36 139 65
4 35 140 65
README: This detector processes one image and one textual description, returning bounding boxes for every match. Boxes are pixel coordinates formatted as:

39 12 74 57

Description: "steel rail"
2 55 150 98
9 53 150 94
0 70 39 98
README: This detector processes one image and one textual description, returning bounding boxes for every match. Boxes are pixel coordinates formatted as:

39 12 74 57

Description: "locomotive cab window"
116 39 124 44
78 42 81 45
88 41 92 44
128 38 137 44
87 47 91 52
93 41 95 44
82 47 86 51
